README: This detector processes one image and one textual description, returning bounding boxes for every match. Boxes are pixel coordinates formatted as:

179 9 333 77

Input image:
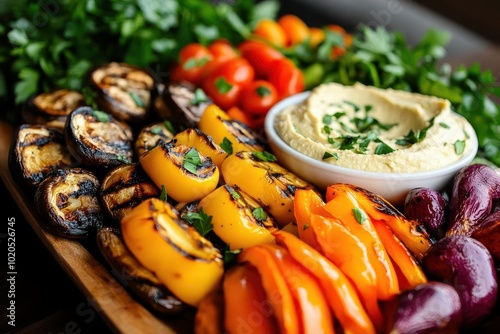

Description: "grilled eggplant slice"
90 62 157 123
22 89 87 130
99 163 161 223
135 121 175 158
65 106 134 168
34 168 103 238
161 80 212 129
8 124 75 188
96 227 187 315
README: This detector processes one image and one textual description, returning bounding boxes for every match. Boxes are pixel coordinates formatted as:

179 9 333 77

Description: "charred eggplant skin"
8 124 75 188
34 168 104 239
161 80 212 130
21 89 87 130
99 163 161 223
89 62 158 124
96 227 187 315
64 106 134 168
446 164 500 236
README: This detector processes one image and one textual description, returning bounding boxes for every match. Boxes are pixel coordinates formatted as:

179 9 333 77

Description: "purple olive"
471 211 500 262
422 235 498 327
382 281 462 334
404 187 448 239
447 164 500 236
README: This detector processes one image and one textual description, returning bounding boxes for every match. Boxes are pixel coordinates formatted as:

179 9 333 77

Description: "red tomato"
209 57 255 88
268 58 305 99
239 80 279 116
208 39 239 62
238 40 284 79
171 43 213 85
202 74 242 111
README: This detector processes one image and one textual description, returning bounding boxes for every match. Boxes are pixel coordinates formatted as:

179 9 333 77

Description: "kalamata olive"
447 164 500 236
422 235 498 327
404 187 448 239
382 281 462 334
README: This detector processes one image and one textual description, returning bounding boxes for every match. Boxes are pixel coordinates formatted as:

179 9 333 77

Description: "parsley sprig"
181 207 213 237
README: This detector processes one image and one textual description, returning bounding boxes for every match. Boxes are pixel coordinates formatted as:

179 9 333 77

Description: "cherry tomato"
238 40 284 79
170 43 212 85
209 57 255 87
268 58 305 99
227 106 265 130
239 80 279 116
252 19 287 47
208 39 239 62
277 14 310 46
202 74 242 111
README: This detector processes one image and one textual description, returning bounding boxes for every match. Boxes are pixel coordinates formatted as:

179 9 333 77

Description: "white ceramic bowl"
265 91 478 206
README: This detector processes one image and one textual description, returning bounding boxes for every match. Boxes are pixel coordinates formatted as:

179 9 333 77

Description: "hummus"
275 82 476 173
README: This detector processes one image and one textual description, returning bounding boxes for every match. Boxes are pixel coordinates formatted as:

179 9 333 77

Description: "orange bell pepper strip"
294 188 327 250
371 219 427 290
274 230 376 334
260 243 335 334
223 264 279 334
238 245 300 334
311 213 384 332
323 187 399 301
325 184 434 261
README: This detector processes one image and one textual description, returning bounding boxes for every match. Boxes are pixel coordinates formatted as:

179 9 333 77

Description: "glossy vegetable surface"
422 235 498 327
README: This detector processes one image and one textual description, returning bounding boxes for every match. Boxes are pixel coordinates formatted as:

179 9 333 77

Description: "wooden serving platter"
0 120 192 334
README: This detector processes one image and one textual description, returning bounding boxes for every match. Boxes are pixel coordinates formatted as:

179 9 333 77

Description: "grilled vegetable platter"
2 1 500 333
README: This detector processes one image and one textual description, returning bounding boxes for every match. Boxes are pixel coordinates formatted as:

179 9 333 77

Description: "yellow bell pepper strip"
238 245 301 334
222 151 318 228
260 243 335 334
121 198 224 307
371 218 427 290
273 230 376 334
198 104 266 153
223 264 279 334
325 184 434 261
199 184 278 250
173 127 228 169
323 187 399 301
310 214 384 333
139 142 219 203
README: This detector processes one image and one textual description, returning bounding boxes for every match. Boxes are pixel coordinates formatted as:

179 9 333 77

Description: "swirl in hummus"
274 82 476 173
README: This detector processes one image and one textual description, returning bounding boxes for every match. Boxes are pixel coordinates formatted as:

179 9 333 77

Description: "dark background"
2 1 500 333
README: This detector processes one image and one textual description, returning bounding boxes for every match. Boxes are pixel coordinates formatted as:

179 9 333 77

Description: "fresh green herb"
439 122 450 129
151 126 163 135
183 56 209 70
396 117 435 146
374 142 395 155
352 208 368 224
343 100 360 111
181 208 213 237
252 207 267 221
215 77 233 94
223 245 242 265
454 140 466 155
116 154 130 163
303 224 309 230
220 137 233 155
322 151 338 160
183 148 202 174
252 151 277 162
159 185 168 202
323 125 331 135
333 112 346 119
365 105 373 112
129 91 144 107
93 110 110 122
323 114 332 125
191 88 209 105
256 85 271 97
164 120 177 135
229 187 241 200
